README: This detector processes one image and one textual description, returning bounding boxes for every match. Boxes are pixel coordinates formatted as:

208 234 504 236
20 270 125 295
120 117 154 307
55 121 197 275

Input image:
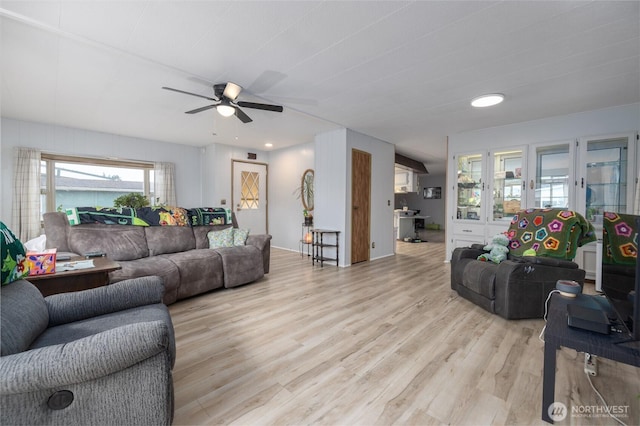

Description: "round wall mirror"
301 169 314 212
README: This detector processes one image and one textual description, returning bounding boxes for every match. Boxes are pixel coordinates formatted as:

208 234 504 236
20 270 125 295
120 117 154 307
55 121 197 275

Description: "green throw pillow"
1 221 30 285
208 227 234 248
233 228 250 246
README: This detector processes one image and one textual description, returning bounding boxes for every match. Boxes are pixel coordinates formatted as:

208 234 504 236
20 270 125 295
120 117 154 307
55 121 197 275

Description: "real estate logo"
548 402 567 421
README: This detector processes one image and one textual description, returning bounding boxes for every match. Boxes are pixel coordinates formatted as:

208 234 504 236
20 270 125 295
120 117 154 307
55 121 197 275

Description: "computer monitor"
601 213 639 342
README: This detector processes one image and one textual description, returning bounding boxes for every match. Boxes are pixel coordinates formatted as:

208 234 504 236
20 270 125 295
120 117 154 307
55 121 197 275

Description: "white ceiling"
2 1 639 175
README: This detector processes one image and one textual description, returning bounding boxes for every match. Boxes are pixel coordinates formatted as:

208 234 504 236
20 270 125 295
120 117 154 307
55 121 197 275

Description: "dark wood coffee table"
28 256 121 297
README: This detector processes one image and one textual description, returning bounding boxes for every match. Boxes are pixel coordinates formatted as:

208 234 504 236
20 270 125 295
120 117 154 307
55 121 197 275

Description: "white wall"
314 129 348 265
202 143 268 209
314 128 395 266
0 117 203 228
448 103 639 151
345 129 395 262
267 142 314 251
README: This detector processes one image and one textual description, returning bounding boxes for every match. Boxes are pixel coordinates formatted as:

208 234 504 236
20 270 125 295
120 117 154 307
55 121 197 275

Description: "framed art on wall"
424 187 441 199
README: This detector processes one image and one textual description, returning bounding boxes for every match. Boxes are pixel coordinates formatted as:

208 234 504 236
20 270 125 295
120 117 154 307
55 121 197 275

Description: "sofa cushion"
217 246 264 288
67 224 149 261
161 249 224 299
461 261 498 300
233 228 250 246
0 280 49 356
208 227 235 248
145 226 195 256
109 257 181 305
193 225 233 249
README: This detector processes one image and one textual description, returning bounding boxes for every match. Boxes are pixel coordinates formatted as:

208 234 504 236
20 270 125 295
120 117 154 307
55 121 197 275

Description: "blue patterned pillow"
1 222 30 285
233 228 250 246
207 227 234 248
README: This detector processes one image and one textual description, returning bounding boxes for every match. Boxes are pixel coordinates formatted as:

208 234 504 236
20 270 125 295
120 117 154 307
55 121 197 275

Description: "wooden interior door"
351 149 371 264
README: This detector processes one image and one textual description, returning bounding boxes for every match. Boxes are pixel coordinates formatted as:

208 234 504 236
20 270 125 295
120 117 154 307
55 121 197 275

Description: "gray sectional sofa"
43 212 271 305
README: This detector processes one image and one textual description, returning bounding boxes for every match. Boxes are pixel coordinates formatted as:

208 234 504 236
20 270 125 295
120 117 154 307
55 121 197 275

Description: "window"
41 154 154 216
239 171 259 209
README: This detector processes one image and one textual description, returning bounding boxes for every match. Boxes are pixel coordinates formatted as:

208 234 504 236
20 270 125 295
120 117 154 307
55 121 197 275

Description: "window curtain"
154 162 177 207
12 147 41 241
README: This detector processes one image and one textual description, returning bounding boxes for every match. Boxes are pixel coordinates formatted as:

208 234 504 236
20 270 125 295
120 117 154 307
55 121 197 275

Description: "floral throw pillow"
1 221 30 285
233 228 250 246
208 227 234 249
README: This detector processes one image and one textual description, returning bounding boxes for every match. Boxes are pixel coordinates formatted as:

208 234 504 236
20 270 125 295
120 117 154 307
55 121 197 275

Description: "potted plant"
113 193 150 209
303 209 313 226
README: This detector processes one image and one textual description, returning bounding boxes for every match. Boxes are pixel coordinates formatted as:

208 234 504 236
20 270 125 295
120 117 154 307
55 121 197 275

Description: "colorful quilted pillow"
1 221 30 285
207 227 234 248
506 208 596 260
233 228 250 246
602 212 638 266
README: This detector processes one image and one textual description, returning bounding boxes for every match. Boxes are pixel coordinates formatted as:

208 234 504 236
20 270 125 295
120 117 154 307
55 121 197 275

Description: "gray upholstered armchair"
0 276 175 425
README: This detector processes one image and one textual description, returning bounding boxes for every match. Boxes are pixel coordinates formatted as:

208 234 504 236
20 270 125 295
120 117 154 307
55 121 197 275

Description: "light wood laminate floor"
169 239 639 425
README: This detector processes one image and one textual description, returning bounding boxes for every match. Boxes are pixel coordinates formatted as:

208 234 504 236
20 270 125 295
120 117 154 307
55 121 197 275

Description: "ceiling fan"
162 82 283 123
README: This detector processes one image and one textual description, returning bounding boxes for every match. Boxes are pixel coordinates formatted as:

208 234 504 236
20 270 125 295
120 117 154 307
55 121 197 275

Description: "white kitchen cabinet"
394 166 419 193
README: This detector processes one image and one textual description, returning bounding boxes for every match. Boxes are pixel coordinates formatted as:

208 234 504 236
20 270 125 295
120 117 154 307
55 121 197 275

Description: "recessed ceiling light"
471 93 505 108
265 143 273 148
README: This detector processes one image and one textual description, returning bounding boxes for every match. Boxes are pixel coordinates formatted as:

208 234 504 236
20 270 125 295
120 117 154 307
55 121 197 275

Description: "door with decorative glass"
232 160 268 234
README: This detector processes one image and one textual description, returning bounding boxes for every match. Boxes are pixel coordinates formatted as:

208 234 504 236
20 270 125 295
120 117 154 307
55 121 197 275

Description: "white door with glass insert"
232 161 267 235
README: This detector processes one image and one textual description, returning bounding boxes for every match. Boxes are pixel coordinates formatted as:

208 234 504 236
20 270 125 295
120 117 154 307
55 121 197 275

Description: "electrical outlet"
584 353 598 376
220 199 226 205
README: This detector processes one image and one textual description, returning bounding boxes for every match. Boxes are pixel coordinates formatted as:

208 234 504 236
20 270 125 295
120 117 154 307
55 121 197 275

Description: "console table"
312 229 340 267
28 256 121 297
542 293 640 423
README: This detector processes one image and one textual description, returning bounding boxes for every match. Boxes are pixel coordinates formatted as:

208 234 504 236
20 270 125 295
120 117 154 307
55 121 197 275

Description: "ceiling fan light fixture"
471 93 505 108
217 104 235 117
223 82 242 101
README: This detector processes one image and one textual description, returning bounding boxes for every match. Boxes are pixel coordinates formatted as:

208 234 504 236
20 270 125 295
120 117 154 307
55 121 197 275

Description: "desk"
542 294 640 423
28 256 121 297
396 215 430 240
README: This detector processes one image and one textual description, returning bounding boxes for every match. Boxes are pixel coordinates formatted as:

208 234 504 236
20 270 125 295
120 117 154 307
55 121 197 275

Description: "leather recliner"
451 244 586 319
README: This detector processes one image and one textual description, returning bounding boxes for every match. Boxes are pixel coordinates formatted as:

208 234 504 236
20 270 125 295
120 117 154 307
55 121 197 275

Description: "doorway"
231 160 268 234
351 149 371 264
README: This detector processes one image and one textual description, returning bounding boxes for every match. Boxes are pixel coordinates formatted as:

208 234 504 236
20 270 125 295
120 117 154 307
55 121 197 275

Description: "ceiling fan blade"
235 107 253 123
162 86 218 101
223 82 242 101
237 101 283 112
185 104 217 114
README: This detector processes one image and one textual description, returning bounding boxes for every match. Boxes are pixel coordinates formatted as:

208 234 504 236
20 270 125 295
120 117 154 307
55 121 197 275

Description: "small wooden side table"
28 256 121 297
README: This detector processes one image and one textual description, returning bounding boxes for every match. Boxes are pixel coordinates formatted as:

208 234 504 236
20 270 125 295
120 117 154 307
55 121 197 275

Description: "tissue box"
26 249 57 275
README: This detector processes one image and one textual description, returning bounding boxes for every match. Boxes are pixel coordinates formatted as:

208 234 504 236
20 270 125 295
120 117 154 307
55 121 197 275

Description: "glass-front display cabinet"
527 141 576 210
491 149 525 222
456 153 483 221
577 133 637 228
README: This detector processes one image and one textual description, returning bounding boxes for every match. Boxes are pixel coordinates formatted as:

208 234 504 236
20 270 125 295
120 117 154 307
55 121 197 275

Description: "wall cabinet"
394 166 419 193
447 134 638 279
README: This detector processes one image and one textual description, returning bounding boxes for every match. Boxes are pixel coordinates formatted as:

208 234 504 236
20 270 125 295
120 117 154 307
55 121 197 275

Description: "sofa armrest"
0 321 170 395
450 246 487 291
493 260 585 319
246 234 272 274
45 276 164 326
